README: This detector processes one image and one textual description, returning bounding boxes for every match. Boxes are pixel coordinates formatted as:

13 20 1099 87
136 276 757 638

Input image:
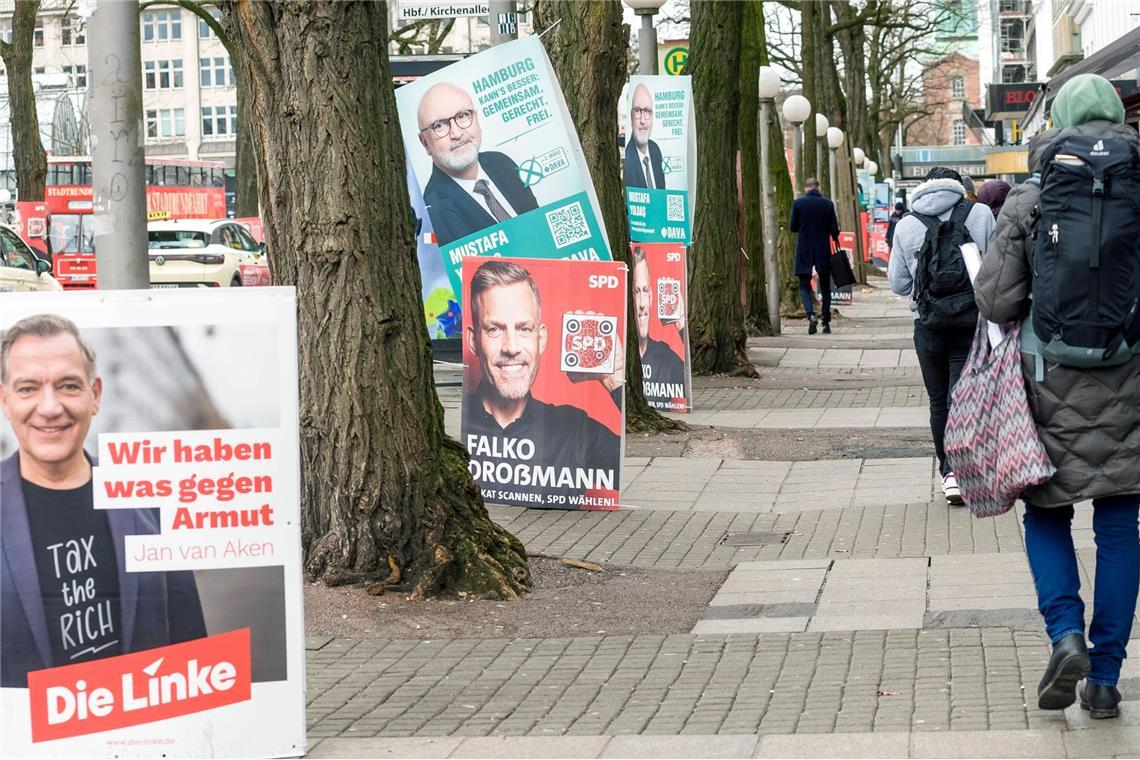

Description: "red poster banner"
461 256 627 510
629 242 692 413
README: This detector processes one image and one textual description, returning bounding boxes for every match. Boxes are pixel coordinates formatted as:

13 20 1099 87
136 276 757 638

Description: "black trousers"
913 321 974 477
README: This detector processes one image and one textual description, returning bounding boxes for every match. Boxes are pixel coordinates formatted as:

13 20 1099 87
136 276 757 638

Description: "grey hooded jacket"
974 121 1140 508
887 178 995 314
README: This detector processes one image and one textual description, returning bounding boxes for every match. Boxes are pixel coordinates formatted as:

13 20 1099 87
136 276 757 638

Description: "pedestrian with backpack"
888 167 995 505
975 74 1140 720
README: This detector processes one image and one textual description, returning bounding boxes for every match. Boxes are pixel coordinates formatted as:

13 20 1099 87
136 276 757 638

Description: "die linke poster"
460 256 626 510
0 288 305 758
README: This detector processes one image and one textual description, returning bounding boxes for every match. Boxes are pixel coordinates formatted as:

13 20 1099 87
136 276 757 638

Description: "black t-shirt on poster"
21 478 124 668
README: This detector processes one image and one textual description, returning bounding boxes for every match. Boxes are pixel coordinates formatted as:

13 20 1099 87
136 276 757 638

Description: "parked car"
0 223 62 292
148 219 268 288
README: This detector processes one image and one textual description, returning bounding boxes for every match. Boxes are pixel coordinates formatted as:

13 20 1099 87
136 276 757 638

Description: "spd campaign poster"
396 37 613 303
0 289 305 758
623 76 696 244
630 243 692 413
461 256 626 510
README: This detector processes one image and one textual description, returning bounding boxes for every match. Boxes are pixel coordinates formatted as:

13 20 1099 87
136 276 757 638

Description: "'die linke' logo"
46 654 237 725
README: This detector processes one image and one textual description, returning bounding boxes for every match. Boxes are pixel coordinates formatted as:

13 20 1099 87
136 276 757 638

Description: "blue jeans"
1023 495 1140 685
798 267 830 324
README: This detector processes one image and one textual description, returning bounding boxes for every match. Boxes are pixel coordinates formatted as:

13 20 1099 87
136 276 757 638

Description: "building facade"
0 0 238 171
907 52 985 149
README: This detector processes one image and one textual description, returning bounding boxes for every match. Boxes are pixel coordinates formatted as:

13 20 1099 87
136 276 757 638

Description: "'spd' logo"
27 629 252 742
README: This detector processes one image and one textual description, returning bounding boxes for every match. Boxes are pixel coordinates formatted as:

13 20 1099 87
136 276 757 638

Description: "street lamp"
758 65 781 334
814 113 829 188
625 0 667 75
864 159 878 179
782 94 811 195
852 147 866 167
826 127 844 201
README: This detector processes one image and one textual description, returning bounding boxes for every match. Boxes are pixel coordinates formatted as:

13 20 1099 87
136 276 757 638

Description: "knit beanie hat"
1051 74 1125 128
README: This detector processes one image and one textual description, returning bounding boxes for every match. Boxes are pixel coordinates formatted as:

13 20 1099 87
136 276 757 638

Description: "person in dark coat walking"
885 201 906 249
789 179 840 333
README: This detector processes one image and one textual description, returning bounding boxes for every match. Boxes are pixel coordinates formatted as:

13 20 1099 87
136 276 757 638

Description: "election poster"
0 288 305 758
409 160 461 339
630 243 692 413
396 37 613 303
461 256 626 510
622 76 696 245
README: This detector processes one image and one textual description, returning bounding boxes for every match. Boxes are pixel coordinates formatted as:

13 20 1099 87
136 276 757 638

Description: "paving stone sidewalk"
309 279 1137 758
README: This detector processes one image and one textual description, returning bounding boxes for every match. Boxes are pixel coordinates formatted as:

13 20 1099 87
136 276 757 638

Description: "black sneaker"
1037 633 1090 710
822 324 831 334
808 317 818 335
1080 683 1122 719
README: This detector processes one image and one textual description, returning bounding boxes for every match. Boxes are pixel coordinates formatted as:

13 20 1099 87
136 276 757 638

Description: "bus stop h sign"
663 47 687 76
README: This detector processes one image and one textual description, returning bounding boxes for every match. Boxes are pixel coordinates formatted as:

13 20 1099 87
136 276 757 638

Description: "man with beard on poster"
631 246 688 410
0 314 206 688
417 82 539 246
463 260 622 507
624 84 666 189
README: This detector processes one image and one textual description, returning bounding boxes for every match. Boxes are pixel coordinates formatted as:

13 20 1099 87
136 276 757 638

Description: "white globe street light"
815 113 829 134
758 66 781 99
782 95 811 193
757 66 782 333
826 127 845 149
826 128 844 200
852 147 866 166
864 159 878 177
625 0 667 74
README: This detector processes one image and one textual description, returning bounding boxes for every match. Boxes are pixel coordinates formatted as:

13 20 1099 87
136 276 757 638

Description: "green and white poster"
396 37 612 302
622 76 696 245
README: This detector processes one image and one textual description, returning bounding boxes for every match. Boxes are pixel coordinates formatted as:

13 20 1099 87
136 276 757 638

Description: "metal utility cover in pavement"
721 531 791 547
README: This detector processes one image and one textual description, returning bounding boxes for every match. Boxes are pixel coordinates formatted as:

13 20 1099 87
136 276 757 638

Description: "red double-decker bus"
46 156 228 289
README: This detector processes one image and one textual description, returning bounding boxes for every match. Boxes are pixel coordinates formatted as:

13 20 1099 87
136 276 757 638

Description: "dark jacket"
885 210 905 249
423 151 539 246
1 453 207 687
789 189 839 275
624 139 666 189
974 121 1140 508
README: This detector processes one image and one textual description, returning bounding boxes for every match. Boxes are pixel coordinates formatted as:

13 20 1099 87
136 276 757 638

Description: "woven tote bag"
944 319 1055 518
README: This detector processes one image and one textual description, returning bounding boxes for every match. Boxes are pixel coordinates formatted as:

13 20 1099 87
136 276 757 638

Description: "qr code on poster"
546 201 591 249
666 194 685 223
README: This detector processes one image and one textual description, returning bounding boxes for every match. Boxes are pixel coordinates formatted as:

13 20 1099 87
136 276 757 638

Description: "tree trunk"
799 0 817 191
685 0 754 376
234 82 258 217
756 5 800 313
739 0 771 337
534 0 683 434
1 0 46 201
222 1 529 599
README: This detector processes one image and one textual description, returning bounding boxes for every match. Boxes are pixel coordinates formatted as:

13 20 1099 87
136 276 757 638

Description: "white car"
0 223 62 292
148 219 267 288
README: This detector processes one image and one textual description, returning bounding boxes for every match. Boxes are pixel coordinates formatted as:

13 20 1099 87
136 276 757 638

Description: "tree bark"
534 0 683 434
799 0 817 191
233 83 258 217
0 0 46 201
222 1 529 599
685 0 755 376
739 0 771 337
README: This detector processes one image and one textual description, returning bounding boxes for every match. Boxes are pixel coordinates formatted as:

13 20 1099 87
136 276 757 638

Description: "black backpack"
911 199 978 330
1030 132 1140 368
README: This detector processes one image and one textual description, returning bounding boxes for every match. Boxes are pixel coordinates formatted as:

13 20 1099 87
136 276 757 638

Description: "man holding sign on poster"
462 258 625 510
631 245 691 412
417 82 539 246
0 314 205 688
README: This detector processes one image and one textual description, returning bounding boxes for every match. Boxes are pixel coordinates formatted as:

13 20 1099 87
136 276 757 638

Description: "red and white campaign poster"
629 243 692 413
461 256 626 510
0 289 305 758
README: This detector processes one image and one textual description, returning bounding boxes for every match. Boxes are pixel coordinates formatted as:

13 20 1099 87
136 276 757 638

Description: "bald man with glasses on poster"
417 82 539 246
624 84 666 190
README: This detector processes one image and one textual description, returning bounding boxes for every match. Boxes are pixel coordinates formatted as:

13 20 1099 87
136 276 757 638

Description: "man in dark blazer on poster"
790 178 841 334
1 314 206 688
417 82 538 246
624 83 667 190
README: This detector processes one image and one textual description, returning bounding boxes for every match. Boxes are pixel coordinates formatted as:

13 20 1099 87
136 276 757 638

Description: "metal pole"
489 0 519 45
828 149 837 199
792 124 803 196
759 98 780 334
638 13 658 75
89 0 148 290
816 142 823 190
